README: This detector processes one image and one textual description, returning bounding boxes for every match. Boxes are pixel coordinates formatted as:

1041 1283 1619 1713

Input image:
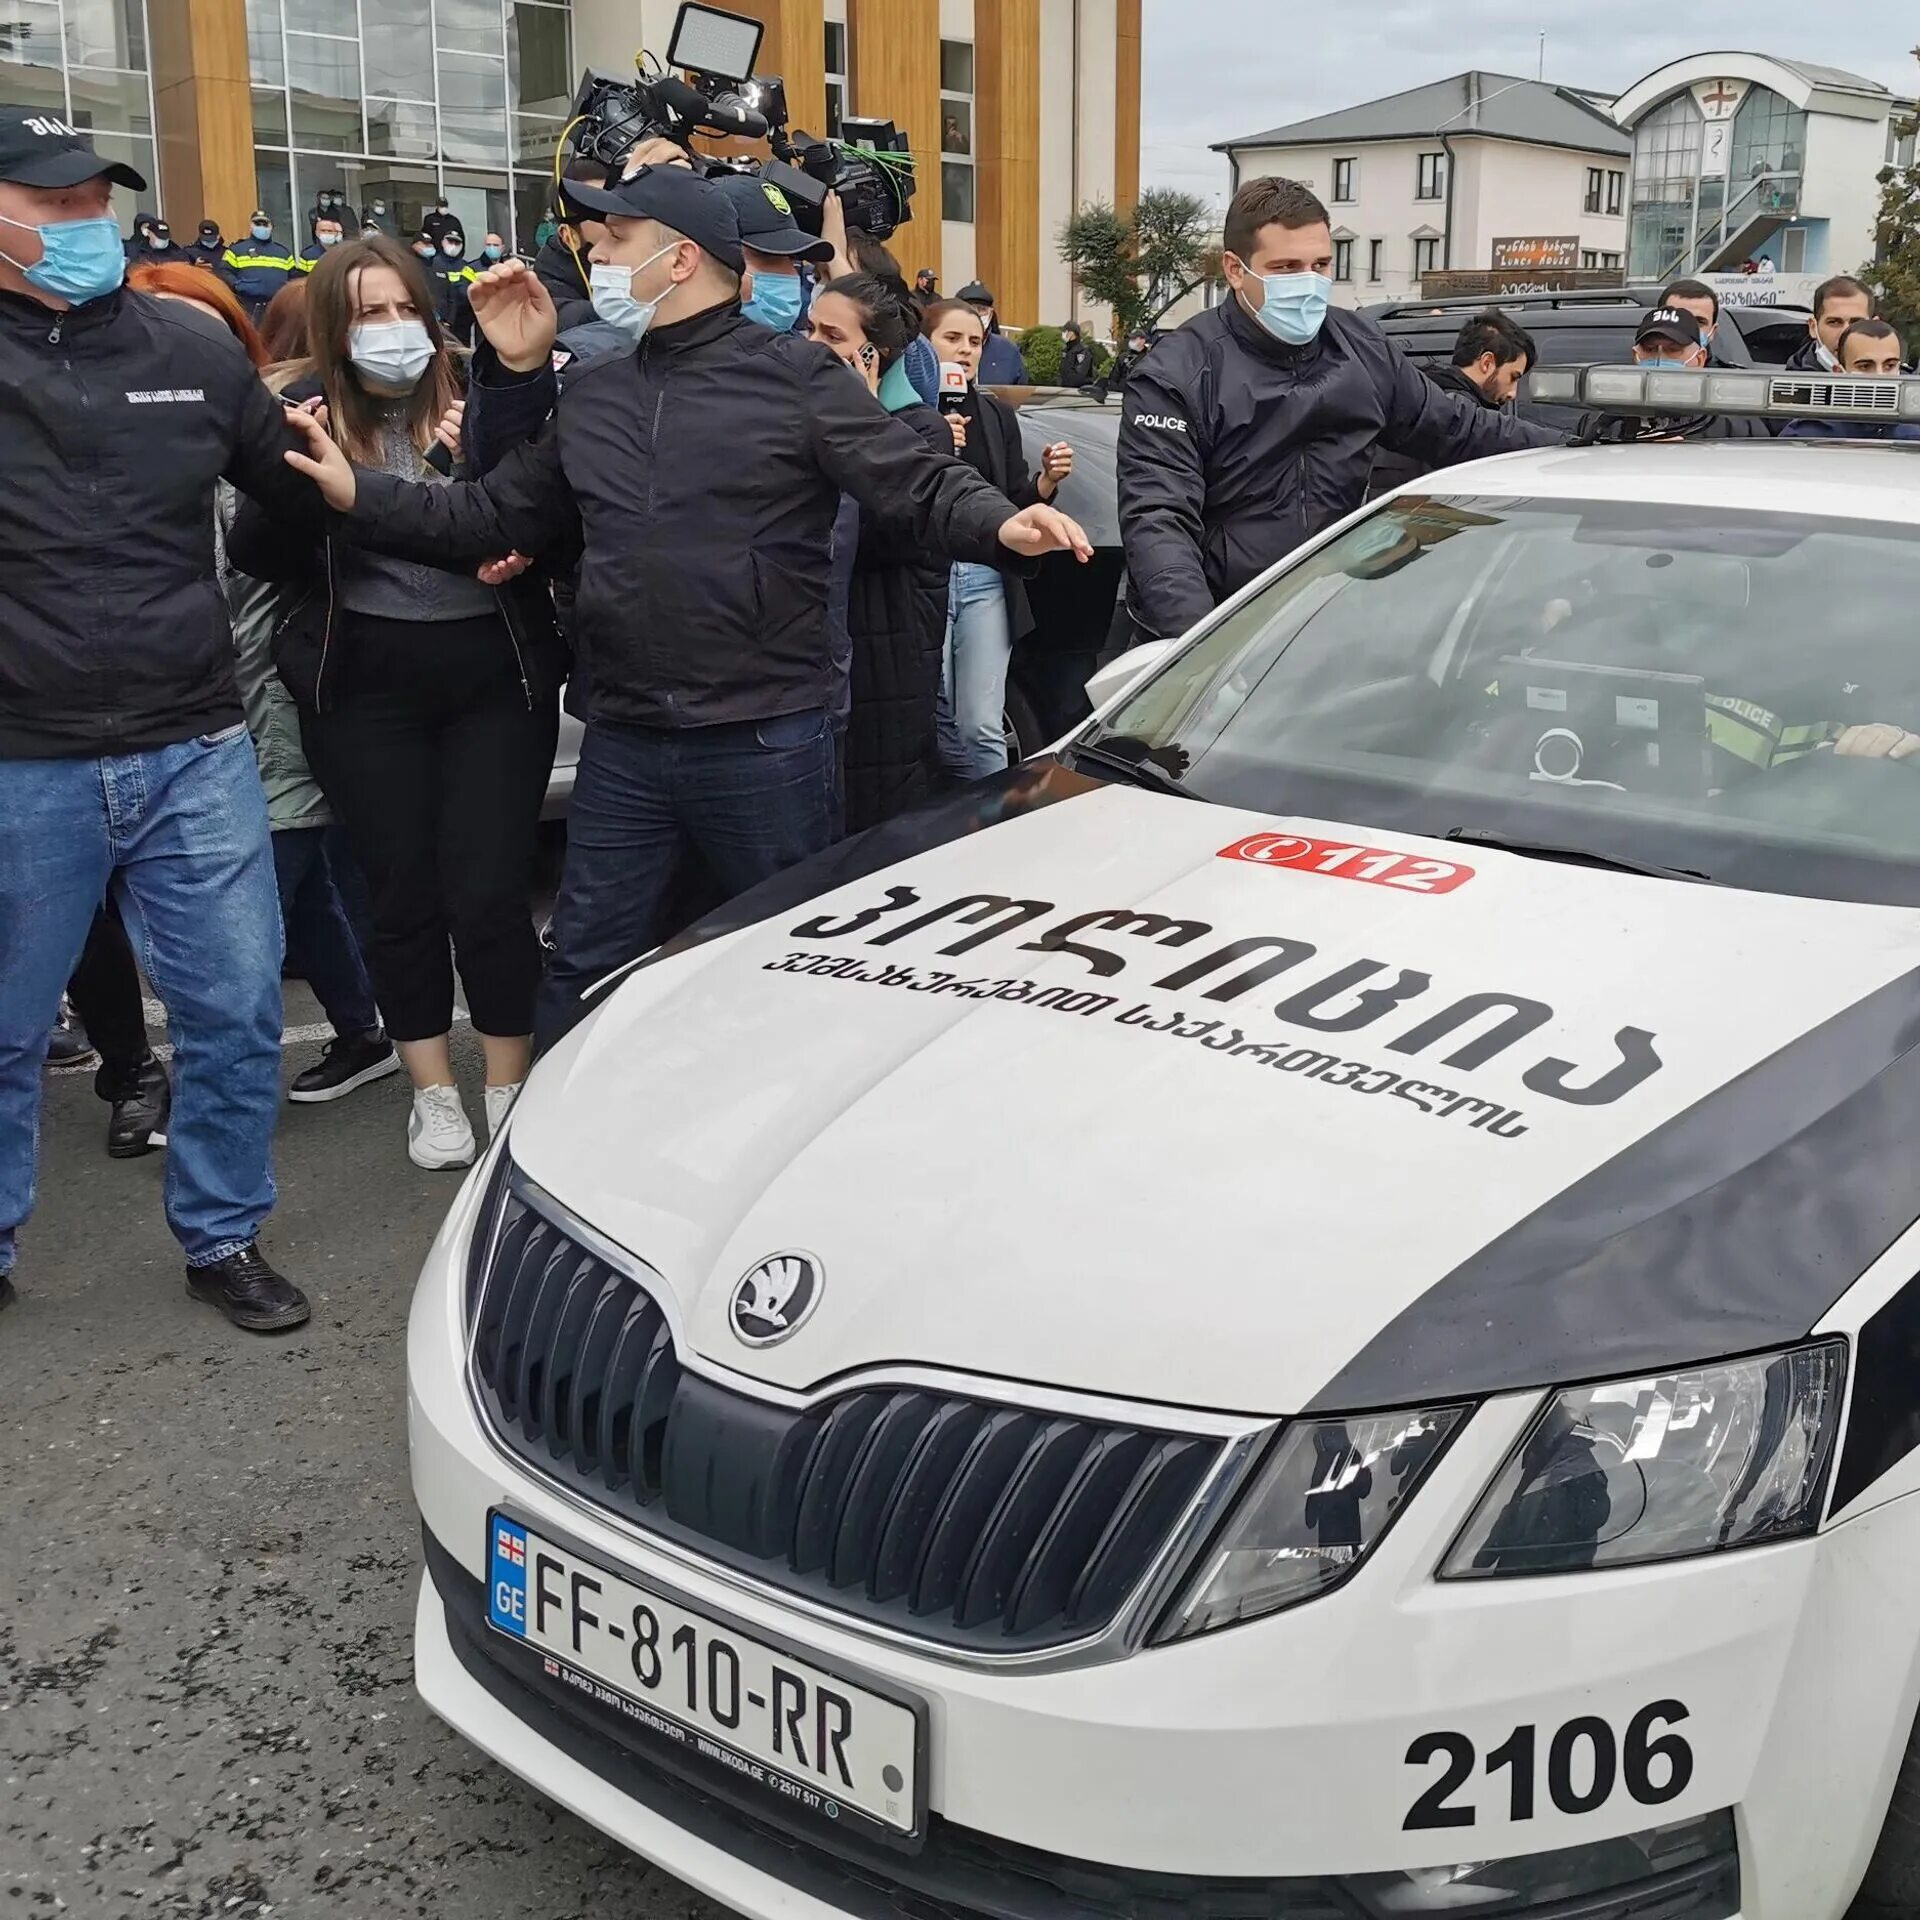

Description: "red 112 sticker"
1219 832 1473 895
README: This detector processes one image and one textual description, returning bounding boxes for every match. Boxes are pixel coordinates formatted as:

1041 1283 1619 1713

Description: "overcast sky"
1140 4 1919 210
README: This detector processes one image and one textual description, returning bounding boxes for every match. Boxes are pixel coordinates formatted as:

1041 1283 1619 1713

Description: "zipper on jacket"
490 585 534 708
315 537 338 709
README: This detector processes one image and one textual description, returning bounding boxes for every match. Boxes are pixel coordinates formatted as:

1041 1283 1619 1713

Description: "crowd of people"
3 105 1911 1340
0 111 1087 1334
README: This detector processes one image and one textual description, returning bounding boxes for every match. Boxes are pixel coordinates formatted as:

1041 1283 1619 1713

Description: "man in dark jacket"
220 209 295 320
1369 309 1535 496
128 216 178 265
280 167 1091 1046
1576 306 1769 443
1785 274 1874 374
956 280 1030 383
1058 321 1095 388
1119 176 1558 641
0 109 319 1330
185 218 226 270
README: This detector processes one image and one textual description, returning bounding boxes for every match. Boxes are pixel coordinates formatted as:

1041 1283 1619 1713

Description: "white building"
1213 72 1631 308
1610 55 1898 285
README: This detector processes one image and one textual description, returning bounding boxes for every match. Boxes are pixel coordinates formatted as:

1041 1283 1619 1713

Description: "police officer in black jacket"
0 108 320 1330
281 167 1091 1046
1119 177 1558 641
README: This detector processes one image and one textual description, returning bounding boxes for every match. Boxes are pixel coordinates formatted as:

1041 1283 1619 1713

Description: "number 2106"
1404 1701 1693 1830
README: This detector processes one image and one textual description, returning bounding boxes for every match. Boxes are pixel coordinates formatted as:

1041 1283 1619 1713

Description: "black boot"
186 1245 311 1332
0 1274 15 1313
102 1055 169 1159
46 999 98 1073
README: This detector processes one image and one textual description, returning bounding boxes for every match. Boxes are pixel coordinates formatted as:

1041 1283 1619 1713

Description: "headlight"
1442 1341 1845 1580
1154 1404 1466 1642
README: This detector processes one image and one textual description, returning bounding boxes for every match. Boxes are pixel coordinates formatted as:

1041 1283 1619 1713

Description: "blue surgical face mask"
348 317 435 393
318 231 341 248
251 221 272 240
1240 266 1332 347
742 268 804 333
589 244 678 344
0 212 127 305
483 242 502 261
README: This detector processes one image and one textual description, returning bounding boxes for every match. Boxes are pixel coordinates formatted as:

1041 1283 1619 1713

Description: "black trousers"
304 612 557 1043
66 899 153 1091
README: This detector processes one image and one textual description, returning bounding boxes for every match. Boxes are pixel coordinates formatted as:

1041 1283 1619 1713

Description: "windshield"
1086 494 1920 905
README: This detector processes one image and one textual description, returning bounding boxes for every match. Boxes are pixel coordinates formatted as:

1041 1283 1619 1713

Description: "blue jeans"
272 828 378 1037
0 731 284 1273
537 710 836 1049
936 561 1013 781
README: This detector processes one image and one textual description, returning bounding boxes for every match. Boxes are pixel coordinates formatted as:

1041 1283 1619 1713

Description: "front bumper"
408 1154 1920 1919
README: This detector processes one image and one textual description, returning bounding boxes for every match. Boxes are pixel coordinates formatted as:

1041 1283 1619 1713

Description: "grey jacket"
218 480 330 831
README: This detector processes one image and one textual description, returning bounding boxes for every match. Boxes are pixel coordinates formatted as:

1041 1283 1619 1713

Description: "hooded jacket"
1117 295 1560 639
0 287 325 758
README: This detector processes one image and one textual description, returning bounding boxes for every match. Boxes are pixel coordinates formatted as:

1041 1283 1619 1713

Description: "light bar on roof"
1526 363 1920 422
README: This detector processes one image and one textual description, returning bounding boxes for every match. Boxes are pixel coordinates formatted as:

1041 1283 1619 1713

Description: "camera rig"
562 2 916 239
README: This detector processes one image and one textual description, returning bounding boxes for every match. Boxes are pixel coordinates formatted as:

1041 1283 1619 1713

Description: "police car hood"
509 783 1920 1416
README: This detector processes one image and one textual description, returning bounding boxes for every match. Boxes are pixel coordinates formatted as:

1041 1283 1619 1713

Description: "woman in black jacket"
806 272 956 833
228 236 564 1173
922 300 1074 781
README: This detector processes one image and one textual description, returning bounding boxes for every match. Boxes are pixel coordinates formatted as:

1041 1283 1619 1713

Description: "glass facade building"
1626 83 1806 282
0 0 158 227
246 0 572 252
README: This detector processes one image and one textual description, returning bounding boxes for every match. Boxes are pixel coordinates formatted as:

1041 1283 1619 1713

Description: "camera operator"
278 168 1092 1048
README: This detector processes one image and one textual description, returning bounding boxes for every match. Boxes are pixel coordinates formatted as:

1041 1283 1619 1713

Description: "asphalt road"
1 985 725 1920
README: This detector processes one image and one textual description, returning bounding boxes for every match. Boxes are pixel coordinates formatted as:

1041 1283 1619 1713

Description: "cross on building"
1702 81 1741 112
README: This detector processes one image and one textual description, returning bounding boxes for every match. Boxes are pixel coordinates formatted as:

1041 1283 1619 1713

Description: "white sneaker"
408 1083 476 1170
484 1081 522 1141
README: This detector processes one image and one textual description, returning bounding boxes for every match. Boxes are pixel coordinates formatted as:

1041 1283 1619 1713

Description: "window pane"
823 20 846 76
513 170 554 253
293 90 361 151
252 85 288 144
512 112 563 166
253 149 294 240
0 55 67 115
435 0 502 57
439 50 504 113
293 0 356 33
939 39 972 94
824 78 842 138
0 3 67 77
508 3 569 117
940 97 969 155
364 0 434 99
367 96 436 158
441 106 508 166
64 0 146 71
942 158 973 222
287 32 360 151
67 67 152 134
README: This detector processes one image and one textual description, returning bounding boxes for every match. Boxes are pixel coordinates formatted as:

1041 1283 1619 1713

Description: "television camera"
563 1 916 239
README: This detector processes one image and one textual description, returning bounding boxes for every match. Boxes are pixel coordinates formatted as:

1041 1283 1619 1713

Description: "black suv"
1363 287 1815 430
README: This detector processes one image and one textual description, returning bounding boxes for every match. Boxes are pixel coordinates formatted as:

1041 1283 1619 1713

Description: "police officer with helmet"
278 166 1093 1046
1119 175 1558 642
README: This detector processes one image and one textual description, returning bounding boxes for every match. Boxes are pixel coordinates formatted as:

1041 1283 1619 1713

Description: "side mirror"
1084 638 1173 712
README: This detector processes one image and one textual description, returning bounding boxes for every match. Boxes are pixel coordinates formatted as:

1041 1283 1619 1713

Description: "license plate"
485 1512 923 1837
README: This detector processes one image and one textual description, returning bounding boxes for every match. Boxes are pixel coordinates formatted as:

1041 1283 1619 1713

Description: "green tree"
1867 102 1920 341
1058 188 1213 338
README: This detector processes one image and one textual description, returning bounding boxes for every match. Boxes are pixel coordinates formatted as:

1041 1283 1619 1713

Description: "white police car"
409 367 1920 1920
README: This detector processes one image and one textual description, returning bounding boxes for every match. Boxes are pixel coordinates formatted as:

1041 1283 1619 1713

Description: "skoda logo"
729 1251 822 1346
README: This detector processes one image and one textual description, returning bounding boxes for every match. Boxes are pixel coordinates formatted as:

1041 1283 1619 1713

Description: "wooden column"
147 0 255 237
847 0 940 285
974 0 1039 326
1114 0 1141 217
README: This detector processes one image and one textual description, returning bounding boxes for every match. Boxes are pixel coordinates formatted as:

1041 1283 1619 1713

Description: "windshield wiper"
1066 739 1201 800
1443 826 1713 884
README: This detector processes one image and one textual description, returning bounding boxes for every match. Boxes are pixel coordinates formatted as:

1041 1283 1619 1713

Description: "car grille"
466 1169 1226 1652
